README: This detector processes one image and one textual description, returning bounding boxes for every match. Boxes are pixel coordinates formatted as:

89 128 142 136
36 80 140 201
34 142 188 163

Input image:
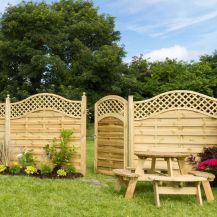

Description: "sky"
1 0 217 62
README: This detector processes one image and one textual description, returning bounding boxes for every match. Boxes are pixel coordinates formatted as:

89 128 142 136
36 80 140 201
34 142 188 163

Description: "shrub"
17 149 36 167
62 163 76 174
40 161 53 175
195 146 217 175
25 166 37 175
9 161 22 174
43 129 76 168
198 146 217 162
0 164 6 173
57 169 67 176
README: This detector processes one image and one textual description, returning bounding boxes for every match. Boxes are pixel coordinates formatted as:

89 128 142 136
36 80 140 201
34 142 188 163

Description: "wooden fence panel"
131 91 217 170
0 93 86 175
94 96 128 175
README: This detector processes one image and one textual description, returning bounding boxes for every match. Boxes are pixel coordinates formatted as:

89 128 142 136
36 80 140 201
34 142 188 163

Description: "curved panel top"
134 90 217 120
10 93 81 119
95 95 127 120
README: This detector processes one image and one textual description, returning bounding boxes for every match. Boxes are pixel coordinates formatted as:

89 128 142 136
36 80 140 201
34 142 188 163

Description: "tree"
0 0 125 104
126 57 217 99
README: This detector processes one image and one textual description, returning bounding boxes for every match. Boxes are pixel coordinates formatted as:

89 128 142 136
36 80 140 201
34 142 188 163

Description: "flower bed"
191 146 217 186
0 166 83 179
0 129 83 180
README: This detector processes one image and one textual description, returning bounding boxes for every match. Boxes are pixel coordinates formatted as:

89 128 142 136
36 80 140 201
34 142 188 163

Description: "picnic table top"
134 151 190 158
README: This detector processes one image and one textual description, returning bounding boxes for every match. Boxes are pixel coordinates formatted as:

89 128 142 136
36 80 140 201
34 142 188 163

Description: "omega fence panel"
0 93 86 175
131 90 217 171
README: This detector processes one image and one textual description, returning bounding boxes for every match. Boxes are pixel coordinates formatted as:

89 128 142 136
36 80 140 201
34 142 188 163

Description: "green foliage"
17 149 36 167
124 56 217 99
39 161 53 175
0 164 6 173
62 163 76 174
9 161 21 174
57 168 67 176
0 0 216 112
0 0 125 106
43 129 75 167
25 165 37 175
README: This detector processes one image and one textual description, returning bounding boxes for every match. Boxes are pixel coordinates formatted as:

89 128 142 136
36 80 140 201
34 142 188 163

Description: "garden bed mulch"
0 168 83 179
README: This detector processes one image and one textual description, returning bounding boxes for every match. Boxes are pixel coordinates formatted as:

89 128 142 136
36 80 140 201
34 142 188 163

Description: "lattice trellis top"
0 103 5 118
134 90 217 120
96 96 126 119
10 93 82 119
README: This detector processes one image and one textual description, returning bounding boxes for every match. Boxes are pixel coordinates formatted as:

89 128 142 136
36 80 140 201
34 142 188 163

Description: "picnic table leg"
153 181 160 207
196 182 203 206
202 180 214 202
151 157 156 173
166 157 173 176
177 157 188 175
114 176 127 192
125 177 138 199
135 157 146 176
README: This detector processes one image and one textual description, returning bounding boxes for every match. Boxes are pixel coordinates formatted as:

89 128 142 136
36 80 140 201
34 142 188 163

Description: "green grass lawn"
0 138 217 217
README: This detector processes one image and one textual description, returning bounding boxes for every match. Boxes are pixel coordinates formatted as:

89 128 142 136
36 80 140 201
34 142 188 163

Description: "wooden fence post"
4 94 11 165
94 102 98 173
81 92 87 175
128 95 134 167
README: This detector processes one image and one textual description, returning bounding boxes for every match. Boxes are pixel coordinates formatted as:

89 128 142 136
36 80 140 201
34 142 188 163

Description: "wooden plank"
150 110 208 119
96 169 114 175
134 128 217 136
128 95 134 167
134 119 217 127
97 161 124 168
153 181 160 207
149 175 206 182
134 136 217 145
202 180 214 202
4 95 10 165
158 187 197 195
98 125 123 132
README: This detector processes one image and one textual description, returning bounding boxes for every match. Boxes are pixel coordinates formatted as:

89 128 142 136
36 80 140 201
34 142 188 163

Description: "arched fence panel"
130 90 217 171
94 96 128 175
0 93 86 175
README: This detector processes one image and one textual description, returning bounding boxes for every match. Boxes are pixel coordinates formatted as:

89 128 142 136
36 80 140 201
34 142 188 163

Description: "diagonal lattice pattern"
10 94 81 119
0 103 5 118
134 91 217 120
97 99 125 117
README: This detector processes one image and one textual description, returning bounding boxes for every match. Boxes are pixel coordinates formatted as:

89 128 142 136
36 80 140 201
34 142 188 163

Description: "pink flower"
196 158 217 170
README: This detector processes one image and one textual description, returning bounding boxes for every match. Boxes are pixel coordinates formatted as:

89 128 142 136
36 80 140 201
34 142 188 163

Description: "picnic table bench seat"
148 175 207 207
113 169 165 199
113 169 139 199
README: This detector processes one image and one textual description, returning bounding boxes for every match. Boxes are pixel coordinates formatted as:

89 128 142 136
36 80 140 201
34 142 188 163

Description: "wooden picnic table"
134 151 190 178
114 151 214 204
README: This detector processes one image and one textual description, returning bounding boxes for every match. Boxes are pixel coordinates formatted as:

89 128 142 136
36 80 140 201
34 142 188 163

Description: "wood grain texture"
0 93 86 175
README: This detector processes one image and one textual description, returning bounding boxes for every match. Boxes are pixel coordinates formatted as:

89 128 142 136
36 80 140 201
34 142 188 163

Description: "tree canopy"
0 0 125 105
0 0 216 115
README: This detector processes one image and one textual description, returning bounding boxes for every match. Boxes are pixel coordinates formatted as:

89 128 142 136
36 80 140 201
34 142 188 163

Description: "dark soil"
1 167 83 179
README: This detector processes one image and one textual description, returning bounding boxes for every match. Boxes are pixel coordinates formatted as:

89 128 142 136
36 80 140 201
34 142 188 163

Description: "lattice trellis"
97 99 125 118
0 104 5 118
10 94 81 119
134 91 217 120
